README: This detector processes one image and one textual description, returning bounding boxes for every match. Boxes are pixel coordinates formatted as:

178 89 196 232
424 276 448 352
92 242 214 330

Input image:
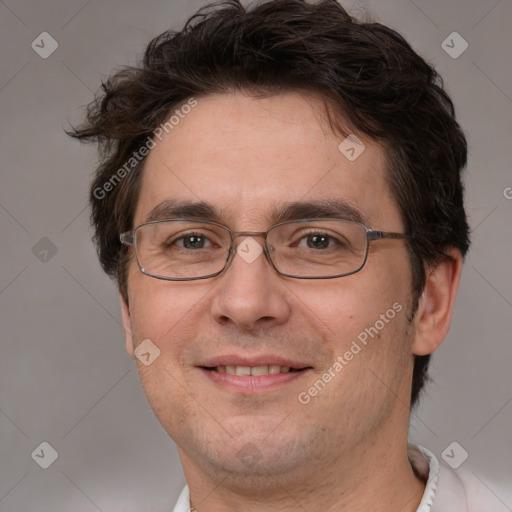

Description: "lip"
199 366 312 393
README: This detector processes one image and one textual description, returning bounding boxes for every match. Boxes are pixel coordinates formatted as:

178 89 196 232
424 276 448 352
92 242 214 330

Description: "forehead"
134 91 401 230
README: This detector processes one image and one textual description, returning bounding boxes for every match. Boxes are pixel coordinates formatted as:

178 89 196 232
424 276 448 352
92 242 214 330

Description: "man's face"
122 92 416 483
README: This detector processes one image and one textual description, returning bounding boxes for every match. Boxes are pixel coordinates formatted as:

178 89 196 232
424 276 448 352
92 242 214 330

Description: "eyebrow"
143 198 365 225
270 199 365 224
145 200 219 223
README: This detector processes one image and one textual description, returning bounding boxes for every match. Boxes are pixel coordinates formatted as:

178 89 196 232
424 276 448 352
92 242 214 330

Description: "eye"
296 232 346 250
169 232 215 250
303 233 330 249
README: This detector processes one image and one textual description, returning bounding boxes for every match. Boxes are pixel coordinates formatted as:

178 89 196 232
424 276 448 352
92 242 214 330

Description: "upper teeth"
217 365 291 375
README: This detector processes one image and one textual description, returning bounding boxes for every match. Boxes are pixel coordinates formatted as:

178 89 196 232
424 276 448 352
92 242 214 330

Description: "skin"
120 91 462 512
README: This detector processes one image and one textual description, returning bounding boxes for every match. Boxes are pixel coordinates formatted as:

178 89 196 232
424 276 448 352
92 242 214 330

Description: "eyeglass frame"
119 217 409 281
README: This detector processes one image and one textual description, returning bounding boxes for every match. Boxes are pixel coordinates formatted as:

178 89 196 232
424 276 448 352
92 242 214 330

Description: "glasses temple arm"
367 230 409 242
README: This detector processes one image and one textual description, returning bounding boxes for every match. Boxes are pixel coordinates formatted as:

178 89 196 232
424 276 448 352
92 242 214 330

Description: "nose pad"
226 239 273 276
224 235 276 275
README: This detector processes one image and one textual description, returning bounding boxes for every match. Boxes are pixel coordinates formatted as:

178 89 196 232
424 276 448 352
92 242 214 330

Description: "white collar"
172 485 191 512
415 445 442 511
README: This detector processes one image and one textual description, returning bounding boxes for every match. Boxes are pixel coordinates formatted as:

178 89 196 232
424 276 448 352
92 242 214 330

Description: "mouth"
198 359 313 393
202 364 308 375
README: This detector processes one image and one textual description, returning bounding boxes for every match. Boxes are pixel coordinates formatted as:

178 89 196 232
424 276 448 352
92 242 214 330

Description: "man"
69 1 493 510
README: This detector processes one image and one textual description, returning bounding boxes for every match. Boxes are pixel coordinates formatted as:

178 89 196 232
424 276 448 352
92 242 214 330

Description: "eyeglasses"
120 218 408 281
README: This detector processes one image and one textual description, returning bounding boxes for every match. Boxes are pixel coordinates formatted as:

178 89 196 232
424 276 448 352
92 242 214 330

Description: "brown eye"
306 234 330 249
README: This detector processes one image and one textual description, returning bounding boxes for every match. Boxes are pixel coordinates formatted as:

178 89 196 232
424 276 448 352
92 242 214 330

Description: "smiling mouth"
202 365 310 376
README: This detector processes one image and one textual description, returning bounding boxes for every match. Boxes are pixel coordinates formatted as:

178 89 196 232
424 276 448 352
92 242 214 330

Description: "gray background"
1 0 511 510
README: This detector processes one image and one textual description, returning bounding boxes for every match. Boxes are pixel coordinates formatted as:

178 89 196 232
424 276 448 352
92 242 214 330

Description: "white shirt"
172 445 500 511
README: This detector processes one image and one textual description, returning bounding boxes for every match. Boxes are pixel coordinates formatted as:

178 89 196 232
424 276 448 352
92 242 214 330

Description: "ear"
412 248 463 356
120 294 135 358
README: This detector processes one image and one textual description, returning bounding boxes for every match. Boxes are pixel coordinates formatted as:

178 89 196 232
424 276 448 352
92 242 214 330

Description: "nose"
210 236 291 332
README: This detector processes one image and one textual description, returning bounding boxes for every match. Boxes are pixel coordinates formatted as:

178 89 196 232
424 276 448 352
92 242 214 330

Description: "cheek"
126 274 210 438
127 269 210 347
301 273 413 413
297 245 414 386
305 273 409 346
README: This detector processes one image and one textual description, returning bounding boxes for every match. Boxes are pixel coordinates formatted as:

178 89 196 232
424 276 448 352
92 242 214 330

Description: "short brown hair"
68 0 470 408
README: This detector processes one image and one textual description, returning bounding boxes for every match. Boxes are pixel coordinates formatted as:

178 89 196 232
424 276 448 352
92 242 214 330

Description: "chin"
180 421 315 479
